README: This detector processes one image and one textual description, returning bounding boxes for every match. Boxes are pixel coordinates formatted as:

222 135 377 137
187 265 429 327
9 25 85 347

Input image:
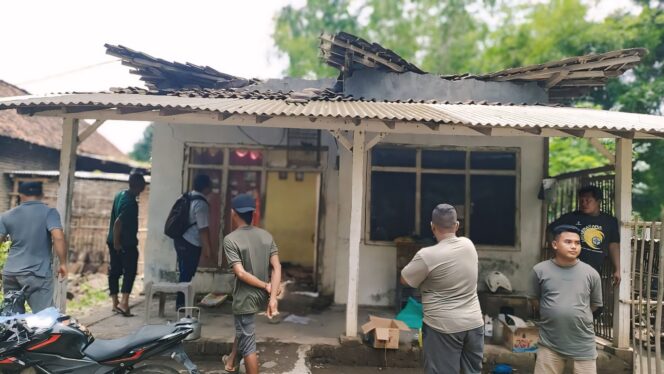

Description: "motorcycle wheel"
130 364 180 373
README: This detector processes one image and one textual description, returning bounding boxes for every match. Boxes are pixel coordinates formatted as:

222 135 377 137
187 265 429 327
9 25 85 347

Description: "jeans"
174 237 202 310
108 244 138 295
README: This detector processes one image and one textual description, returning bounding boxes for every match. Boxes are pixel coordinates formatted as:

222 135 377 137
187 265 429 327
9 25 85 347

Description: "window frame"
364 144 521 251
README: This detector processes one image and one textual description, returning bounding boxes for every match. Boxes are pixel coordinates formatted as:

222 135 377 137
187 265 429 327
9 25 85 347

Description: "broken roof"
107 32 645 104
0 80 128 161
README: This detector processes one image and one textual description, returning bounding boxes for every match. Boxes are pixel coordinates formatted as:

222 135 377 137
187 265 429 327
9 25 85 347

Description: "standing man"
530 225 603 373
401 204 484 374
107 172 146 316
549 185 620 286
0 181 67 313
173 174 212 311
222 194 281 374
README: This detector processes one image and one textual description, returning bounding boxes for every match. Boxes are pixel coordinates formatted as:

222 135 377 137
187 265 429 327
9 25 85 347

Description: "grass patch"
67 281 108 314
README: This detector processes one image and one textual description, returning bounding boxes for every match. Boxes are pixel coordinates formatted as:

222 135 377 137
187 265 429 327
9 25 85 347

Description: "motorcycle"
0 286 200 374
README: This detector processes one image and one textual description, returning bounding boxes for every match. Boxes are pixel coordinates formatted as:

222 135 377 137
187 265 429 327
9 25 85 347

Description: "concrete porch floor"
78 294 632 374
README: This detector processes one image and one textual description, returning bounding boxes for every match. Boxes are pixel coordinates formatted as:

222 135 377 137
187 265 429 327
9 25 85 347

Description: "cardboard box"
500 320 539 353
361 315 410 349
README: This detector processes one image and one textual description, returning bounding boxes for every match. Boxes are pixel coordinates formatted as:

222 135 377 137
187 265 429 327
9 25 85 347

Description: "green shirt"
224 226 278 315
106 190 139 248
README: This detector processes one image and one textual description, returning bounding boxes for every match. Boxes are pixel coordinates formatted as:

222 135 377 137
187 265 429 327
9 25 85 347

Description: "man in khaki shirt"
401 204 484 374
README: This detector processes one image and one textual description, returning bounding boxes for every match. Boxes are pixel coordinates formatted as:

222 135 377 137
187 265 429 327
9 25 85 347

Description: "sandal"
222 354 238 373
115 305 135 317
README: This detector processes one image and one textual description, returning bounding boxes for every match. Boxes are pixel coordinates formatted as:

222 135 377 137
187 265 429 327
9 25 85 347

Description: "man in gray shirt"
401 204 484 374
529 224 603 374
0 181 67 313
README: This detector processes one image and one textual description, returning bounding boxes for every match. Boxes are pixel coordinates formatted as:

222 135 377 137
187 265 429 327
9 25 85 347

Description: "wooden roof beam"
64 105 109 114
77 119 106 143
494 55 640 81
545 71 570 89
116 106 154 115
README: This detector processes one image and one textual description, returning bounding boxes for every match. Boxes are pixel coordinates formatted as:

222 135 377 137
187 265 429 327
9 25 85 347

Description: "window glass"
470 151 516 170
370 172 416 241
469 175 516 246
420 174 465 237
371 147 416 167
190 147 223 165
421 150 465 169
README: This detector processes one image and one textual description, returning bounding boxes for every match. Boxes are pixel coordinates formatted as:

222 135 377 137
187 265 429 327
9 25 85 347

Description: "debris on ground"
199 292 228 307
283 314 311 325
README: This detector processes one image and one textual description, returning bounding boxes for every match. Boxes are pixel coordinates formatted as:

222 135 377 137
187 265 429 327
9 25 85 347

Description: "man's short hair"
577 185 603 200
236 211 254 225
432 204 457 229
128 172 146 189
193 174 212 192
18 181 43 196
552 224 581 240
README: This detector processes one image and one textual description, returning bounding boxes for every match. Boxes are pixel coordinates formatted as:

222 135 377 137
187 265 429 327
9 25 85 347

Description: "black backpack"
164 193 208 239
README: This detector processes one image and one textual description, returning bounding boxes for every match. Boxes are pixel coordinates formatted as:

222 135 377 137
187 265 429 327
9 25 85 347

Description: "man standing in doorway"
401 204 484 374
223 194 281 374
173 174 212 311
530 225 603 374
549 185 620 286
0 181 67 313
107 172 146 316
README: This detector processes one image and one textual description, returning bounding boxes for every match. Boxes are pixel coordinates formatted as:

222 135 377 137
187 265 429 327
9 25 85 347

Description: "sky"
0 0 636 154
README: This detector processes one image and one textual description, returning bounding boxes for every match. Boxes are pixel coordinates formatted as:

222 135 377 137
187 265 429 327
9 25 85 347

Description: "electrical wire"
17 59 120 86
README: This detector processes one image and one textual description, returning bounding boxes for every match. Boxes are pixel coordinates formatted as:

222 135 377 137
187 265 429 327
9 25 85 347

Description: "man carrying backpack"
170 174 212 311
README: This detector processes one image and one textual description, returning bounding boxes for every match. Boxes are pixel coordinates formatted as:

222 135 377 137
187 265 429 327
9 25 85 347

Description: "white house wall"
333 134 545 306
145 122 339 294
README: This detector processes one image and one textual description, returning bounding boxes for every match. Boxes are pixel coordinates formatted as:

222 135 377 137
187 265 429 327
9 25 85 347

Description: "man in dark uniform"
549 185 620 286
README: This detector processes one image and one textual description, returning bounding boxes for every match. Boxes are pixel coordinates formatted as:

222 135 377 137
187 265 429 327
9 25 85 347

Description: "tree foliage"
273 0 664 219
129 125 153 162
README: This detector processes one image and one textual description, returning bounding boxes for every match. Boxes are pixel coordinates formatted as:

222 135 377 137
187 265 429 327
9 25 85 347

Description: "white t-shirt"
401 236 484 334
182 191 209 247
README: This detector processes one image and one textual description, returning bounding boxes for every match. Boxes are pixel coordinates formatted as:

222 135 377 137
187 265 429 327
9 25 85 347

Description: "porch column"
613 138 632 348
346 129 366 337
55 117 79 311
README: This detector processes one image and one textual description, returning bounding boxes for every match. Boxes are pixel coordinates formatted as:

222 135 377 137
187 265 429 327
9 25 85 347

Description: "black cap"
552 224 581 237
231 194 256 213
18 181 43 196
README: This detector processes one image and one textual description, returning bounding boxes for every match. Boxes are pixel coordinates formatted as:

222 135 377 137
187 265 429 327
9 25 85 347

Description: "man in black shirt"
549 185 620 286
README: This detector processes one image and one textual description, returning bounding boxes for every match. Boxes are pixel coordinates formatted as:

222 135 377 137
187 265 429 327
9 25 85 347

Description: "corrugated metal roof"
1 92 663 136
8 170 152 183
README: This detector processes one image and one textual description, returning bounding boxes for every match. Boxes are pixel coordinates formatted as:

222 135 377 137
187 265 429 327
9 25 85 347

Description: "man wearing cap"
530 225 603 373
0 181 67 313
222 193 281 374
107 172 146 316
172 174 212 311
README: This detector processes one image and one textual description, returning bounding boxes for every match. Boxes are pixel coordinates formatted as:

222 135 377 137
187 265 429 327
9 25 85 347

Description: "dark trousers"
174 237 202 309
108 244 139 295
422 323 484 374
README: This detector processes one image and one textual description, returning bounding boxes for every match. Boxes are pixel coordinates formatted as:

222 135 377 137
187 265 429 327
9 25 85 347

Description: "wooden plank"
545 71 570 89
346 129 366 337
494 55 641 81
331 130 353 152
558 129 586 138
588 138 615 164
63 105 108 114
77 119 105 143
116 106 154 115
55 117 79 312
365 132 386 150
613 138 632 349
159 108 195 116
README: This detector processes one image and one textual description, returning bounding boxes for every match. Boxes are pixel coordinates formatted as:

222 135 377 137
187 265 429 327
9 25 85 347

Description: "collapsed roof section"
319 32 426 75
105 44 259 91
106 32 646 104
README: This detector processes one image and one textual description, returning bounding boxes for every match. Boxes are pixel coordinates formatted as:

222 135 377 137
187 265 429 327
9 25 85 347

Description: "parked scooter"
0 286 200 373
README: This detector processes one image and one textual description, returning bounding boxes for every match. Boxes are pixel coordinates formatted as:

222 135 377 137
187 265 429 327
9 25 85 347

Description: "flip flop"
115 306 135 317
222 354 238 373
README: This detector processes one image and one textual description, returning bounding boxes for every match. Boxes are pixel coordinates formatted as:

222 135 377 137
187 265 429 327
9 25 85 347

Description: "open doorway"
263 171 320 290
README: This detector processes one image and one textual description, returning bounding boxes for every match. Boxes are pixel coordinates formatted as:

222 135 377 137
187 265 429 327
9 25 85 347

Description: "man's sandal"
222 354 238 373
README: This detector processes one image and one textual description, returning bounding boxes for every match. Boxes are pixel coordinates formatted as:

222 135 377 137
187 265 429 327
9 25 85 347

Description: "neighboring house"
0 80 135 211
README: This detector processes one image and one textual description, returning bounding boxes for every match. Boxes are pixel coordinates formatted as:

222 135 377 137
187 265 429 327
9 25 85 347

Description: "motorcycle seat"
84 324 178 362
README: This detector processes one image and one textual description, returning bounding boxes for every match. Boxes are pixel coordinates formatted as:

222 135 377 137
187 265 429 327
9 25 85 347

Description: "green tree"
129 124 153 162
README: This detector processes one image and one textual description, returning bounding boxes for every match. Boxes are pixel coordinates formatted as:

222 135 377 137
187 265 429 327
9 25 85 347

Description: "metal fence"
541 165 617 341
630 220 663 374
